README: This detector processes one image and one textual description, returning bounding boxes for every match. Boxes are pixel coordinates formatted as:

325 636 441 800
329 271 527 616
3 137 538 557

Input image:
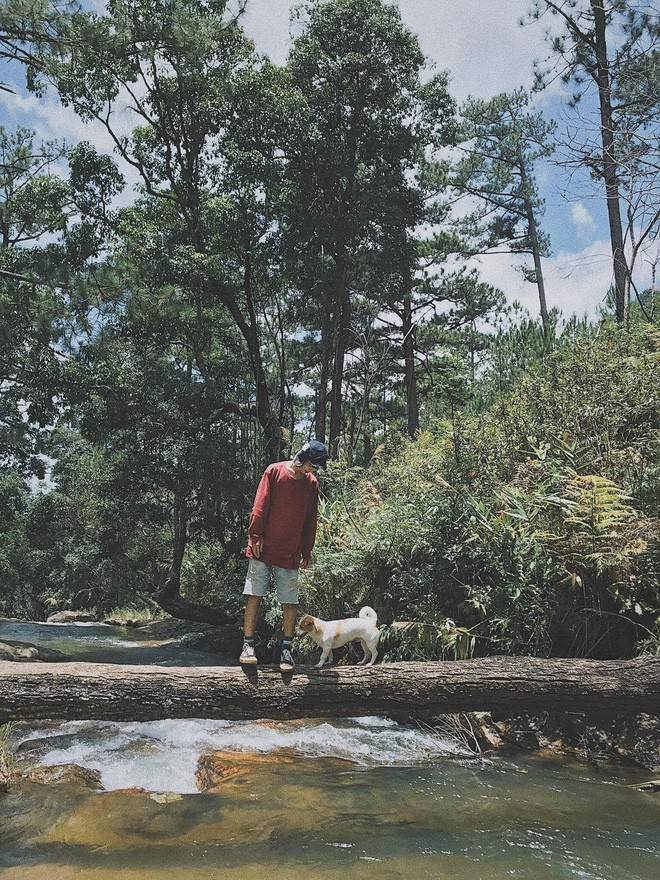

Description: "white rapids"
13 716 470 794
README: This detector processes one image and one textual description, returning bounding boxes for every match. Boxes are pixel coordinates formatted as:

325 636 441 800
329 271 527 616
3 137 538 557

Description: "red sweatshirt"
246 461 319 569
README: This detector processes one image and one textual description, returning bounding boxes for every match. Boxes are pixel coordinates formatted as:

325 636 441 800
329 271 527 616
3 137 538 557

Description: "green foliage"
0 0 657 666
454 89 555 261
303 320 660 660
380 619 476 662
0 721 14 789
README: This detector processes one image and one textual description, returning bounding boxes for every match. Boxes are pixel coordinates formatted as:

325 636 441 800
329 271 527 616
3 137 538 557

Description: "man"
240 439 328 672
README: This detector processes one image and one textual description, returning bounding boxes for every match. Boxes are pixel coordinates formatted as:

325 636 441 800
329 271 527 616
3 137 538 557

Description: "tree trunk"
155 501 232 626
590 0 628 324
518 146 550 335
328 261 350 459
207 270 280 465
315 305 332 444
243 255 281 463
1 656 657 724
402 294 420 437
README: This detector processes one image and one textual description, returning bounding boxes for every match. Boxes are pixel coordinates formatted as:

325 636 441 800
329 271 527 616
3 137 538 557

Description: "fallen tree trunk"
1 656 658 724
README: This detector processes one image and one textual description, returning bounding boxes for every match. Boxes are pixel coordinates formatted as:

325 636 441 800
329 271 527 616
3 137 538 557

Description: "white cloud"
0 83 145 203
397 0 554 100
471 239 645 321
571 202 596 231
240 0 560 101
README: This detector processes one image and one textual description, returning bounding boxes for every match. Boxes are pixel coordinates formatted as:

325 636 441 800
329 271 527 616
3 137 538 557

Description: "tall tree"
615 44 660 316
526 0 660 323
453 89 555 334
282 0 455 456
0 125 123 475
1 0 292 462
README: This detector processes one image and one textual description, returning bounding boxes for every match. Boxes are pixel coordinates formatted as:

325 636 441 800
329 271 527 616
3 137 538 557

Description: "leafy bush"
303 321 660 659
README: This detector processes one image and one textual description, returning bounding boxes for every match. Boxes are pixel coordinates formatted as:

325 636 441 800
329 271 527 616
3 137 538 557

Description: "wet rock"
15 731 84 757
136 617 243 655
149 791 183 803
196 749 354 791
23 763 103 789
135 617 215 639
0 640 71 662
196 749 298 789
613 714 660 772
630 778 660 792
462 712 504 750
46 610 98 623
36 784 328 849
493 711 660 772
0 754 10 793
103 617 142 627
253 718 319 730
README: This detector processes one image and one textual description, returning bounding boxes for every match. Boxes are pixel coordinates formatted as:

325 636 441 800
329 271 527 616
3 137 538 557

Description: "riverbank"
469 710 660 774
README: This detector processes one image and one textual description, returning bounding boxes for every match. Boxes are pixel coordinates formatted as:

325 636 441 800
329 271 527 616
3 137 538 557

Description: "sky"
238 0 655 322
1 0 656 322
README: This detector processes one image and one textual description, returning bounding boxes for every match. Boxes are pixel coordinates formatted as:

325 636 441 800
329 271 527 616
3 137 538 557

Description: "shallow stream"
1 620 659 880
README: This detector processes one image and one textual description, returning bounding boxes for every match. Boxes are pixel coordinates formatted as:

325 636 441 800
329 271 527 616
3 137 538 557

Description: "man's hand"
300 554 311 569
251 540 262 559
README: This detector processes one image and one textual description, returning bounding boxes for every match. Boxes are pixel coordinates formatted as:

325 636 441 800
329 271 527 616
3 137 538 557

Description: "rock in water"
46 611 98 623
0 640 71 662
23 763 103 789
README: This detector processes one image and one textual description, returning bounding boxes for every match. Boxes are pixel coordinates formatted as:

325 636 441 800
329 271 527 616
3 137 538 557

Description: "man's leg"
279 603 298 672
275 567 299 672
243 595 262 637
282 602 297 639
240 559 269 664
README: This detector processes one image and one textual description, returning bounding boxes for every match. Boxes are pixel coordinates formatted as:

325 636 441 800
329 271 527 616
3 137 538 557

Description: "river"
1 620 659 880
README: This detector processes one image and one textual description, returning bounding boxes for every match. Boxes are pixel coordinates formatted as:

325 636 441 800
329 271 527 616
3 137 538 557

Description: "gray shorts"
243 558 299 605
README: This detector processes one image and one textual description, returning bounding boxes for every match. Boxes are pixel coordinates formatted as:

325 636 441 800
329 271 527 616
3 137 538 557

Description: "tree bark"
402 293 420 437
518 146 550 335
328 258 350 459
155 500 233 626
590 0 628 324
315 298 332 444
243 254 281 463
1 656 657 724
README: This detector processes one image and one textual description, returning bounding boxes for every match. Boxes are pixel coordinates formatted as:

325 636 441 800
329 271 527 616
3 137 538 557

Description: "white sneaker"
279 647 295 672
239 642 257 665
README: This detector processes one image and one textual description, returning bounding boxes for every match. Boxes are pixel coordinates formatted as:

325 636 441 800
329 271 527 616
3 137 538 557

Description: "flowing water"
1 621 659 880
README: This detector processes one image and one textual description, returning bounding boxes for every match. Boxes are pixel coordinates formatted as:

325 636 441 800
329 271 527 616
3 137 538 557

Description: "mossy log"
1 656 658 724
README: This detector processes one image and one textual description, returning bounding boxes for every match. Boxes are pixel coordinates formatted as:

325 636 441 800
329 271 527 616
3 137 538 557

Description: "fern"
558 475 641 573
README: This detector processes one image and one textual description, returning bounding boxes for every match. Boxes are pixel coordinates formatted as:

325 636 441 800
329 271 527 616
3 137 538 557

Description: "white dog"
296 606 380 668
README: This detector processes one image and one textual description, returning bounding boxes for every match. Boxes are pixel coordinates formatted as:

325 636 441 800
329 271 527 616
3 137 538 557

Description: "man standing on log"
240 440 328 672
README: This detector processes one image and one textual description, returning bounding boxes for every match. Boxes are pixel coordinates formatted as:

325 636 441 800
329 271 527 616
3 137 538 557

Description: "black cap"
294 440 329 470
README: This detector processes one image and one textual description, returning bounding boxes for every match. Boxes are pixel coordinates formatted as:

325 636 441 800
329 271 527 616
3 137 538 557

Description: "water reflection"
2 620 659 879
1 750 659 880
0 619 225 666
2 717 659 880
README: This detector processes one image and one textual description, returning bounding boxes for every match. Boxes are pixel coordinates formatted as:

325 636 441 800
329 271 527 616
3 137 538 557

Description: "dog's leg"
357 639 370 665
365 639 378 666
315 647 332 668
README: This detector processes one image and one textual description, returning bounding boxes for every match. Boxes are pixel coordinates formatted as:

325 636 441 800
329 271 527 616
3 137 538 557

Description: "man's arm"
248 468 272 558
300 480 319 568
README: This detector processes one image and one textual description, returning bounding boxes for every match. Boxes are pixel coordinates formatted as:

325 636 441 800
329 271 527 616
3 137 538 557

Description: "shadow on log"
1 656 658 724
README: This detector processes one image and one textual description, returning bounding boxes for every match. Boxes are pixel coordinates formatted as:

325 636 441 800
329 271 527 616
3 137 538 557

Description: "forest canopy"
0 0 658 660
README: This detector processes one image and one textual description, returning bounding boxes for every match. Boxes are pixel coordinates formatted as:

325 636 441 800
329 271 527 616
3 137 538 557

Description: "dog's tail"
359 606 378 623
